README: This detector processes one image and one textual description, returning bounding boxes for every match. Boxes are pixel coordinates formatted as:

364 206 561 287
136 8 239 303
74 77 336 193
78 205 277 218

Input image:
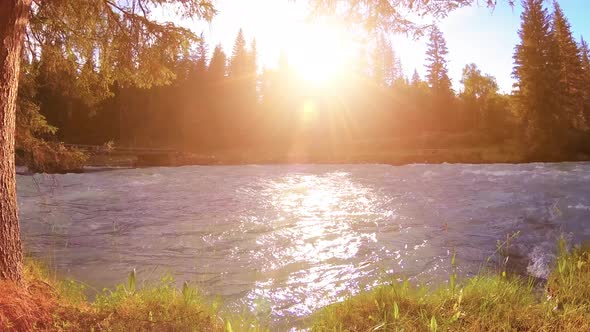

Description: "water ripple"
16 162 590 326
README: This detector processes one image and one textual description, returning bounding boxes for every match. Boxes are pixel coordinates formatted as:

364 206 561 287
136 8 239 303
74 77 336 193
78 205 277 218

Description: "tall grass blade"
128 268 136 294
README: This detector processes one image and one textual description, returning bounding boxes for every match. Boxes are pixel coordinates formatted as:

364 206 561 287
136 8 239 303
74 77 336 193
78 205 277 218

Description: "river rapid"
16 163 590 327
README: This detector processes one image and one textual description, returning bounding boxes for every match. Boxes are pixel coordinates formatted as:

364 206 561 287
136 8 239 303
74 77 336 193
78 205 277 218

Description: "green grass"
312 238 590 331
3 237 590 331
2 262 268 331
57 276 222 331
22 265 228 331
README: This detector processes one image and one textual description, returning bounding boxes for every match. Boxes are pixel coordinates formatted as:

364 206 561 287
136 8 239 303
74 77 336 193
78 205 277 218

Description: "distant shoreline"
16 153 590 175
84 146 589 167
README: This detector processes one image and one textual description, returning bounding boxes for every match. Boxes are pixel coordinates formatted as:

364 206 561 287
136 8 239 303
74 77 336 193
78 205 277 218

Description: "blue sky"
431 0 590 92
192 0 590 93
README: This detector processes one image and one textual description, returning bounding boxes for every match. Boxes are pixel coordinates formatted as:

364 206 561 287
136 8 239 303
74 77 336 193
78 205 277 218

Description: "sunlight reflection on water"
247 172 383 318
16 163 590 328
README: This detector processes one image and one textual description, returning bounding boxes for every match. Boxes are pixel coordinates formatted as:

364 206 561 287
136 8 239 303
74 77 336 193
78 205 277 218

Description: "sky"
187 0 590 93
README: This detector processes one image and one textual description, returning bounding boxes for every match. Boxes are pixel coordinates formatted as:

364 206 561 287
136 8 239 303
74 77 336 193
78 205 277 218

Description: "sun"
285 21 357 87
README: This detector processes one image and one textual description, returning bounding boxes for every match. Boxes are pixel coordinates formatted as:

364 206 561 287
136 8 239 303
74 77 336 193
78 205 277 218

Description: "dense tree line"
12 1 590 164
513 0 590 157
19 26 521 156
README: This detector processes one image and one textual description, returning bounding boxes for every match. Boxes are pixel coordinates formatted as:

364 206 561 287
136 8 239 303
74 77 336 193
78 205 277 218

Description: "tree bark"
0 0 32 283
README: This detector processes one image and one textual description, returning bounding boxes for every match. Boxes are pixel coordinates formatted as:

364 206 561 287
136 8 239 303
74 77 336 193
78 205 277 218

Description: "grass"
0 263 231 331
57 274 224 331
1 238 590 331
312 238 590 331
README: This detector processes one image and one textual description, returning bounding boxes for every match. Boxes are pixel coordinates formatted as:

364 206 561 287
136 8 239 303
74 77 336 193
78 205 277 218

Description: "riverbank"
0 262 226 331
312 239 590 331
2 240 590 331
83 145 590 169
27 132 590 171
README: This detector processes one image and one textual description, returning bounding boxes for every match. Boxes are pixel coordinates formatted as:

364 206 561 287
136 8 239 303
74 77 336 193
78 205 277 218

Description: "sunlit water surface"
17 163 590 328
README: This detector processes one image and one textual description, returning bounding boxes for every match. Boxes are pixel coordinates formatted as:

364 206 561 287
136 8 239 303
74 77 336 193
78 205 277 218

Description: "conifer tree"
411 69 422 86
582 38 590 74
385 40 404 85
206 44 228 142
371 34 402 86
370 35 387 85
394 57 404 84
513 0 563 149
248 39 258 70
552 1 584 128
230 29 248 78
424 25 454 130
184 33 209 142
581 37 590 124
209 44 227 82
425 25 452 95
195 33 209 75
226 29 253 140
247 38 259 99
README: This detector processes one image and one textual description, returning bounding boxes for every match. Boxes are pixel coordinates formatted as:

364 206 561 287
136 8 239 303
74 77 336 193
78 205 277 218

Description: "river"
16 163 590 327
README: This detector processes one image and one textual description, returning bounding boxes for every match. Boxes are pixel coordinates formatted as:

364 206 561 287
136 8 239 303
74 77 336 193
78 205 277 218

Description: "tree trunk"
0 0 32 283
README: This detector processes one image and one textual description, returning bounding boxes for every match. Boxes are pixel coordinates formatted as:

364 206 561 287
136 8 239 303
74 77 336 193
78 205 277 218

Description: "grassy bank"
0 263 232 331
312 239 590 331
2 239 590 331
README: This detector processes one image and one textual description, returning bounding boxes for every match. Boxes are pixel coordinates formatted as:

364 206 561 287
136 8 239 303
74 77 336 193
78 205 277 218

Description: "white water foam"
527 245 553 279
568 203 590 211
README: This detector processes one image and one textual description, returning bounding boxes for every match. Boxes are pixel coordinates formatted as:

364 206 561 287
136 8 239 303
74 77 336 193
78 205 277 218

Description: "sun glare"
286 22 357 86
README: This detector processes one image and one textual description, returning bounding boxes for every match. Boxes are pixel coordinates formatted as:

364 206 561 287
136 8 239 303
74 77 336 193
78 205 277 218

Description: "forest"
13 0 590 171
3 1 590 331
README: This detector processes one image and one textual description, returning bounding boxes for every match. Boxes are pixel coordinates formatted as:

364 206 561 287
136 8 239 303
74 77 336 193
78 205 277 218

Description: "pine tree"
381 37 396 85
184 33 209 143
0 0 30 282
209 44 227 82
582 37 590 73
385 40 404 85
513 0 563 149
425 25 452 95
581 37 590 124
248 39 258 71
247 38 258 98
230 29 248 78
371 34 402 86
370 35 386 85
394 56 404 84
552 1 584 128
411 69 422 86
206 44 228 143
195 33 209 75
424 25 454 131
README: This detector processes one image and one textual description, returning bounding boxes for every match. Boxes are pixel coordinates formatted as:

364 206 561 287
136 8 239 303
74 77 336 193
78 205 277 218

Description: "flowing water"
16 163 590 327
